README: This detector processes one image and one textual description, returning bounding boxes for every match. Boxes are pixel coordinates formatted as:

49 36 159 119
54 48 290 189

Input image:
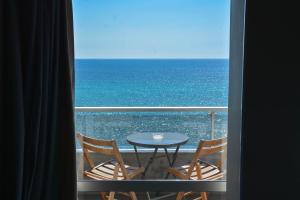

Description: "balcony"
76 107 228 200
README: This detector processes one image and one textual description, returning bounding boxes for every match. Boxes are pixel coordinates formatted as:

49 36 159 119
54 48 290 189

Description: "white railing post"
209 112 216 139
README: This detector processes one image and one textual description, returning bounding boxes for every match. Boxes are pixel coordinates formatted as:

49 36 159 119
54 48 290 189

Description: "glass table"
127 132 189 179
127 132 189 199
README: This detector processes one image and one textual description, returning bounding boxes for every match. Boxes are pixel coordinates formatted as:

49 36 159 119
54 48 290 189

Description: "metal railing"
75 106 228 140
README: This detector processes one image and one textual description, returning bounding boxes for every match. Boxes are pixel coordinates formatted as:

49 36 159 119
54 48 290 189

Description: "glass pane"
75 111 228 149
74 0 231 199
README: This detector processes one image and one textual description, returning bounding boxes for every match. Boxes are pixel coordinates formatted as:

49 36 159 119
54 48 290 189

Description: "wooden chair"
76 133 145 200
167 137 227 200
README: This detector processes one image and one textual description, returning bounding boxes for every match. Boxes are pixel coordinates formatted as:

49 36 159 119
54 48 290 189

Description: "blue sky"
73 0 230 59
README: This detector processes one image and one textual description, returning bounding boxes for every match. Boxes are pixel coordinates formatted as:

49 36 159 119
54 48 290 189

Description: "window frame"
76 0 246 199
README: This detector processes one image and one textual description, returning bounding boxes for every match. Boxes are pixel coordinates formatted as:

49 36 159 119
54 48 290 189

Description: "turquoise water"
75 59 228 148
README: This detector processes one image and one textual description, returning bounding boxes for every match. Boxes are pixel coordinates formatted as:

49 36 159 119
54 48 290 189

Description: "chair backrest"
76 133 130 179
187 137 227 178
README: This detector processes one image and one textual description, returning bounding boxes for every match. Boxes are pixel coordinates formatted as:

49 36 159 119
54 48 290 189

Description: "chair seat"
84 160 144 180
170 160 224 180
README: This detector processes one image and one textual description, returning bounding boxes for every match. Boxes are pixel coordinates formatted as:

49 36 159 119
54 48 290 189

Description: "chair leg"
129 192 138 200
176 192 185 200
108 192 115 200
200 192 208 200
99 192 108 200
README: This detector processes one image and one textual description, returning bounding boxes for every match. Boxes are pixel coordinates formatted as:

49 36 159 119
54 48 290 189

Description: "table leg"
155 146 181 198
163 148 172 166
133 146 155 200
145 148 159 200
171 145 180 167
133 145 142 168
165 145 180 179
143 147 158 178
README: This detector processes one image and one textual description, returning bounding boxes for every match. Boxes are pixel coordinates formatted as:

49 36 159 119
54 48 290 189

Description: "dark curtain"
241 0 300 200
0 0 76 200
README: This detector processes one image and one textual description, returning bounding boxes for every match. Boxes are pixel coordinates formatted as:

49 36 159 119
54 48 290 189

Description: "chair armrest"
167 168 188 179
128 167 145 179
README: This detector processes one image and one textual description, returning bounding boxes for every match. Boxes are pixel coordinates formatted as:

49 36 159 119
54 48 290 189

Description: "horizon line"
75 57 229 60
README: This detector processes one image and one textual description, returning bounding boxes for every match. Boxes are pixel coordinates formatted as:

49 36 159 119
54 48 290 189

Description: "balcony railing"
75 106 227 139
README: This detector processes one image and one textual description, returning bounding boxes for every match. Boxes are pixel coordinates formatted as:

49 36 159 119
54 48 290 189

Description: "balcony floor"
78 192 226 200
77 151 226 200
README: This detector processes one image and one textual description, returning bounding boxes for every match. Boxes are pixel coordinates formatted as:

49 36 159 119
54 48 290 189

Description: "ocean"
75 59 229 148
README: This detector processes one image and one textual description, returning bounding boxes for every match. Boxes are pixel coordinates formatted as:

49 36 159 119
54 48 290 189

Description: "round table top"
126 132 189 148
